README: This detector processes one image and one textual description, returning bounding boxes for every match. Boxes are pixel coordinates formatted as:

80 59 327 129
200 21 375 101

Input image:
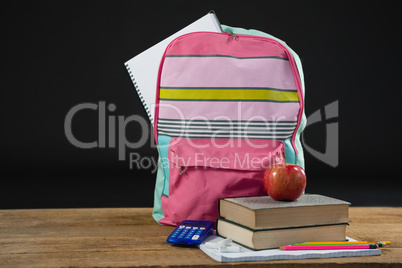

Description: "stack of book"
216 194 351 250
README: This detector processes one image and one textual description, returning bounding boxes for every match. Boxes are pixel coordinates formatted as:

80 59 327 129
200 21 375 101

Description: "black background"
1 1 401 208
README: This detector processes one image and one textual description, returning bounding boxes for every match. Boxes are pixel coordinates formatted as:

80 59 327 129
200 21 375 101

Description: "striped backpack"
152 25 306 226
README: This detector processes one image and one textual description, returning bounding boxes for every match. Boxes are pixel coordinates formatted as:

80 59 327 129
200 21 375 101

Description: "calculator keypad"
173 226 204 240
167 221 213 245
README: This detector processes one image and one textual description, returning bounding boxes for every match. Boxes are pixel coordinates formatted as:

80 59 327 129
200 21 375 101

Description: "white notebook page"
199 234 381 263
125 12 222 125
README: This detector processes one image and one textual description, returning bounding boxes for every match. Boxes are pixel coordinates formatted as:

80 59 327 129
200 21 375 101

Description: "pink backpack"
153 28 305 226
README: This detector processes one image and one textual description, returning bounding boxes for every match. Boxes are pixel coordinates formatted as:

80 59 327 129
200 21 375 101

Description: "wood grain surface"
0 207 401 267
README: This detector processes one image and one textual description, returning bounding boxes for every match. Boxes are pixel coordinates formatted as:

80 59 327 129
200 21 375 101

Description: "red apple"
263 163 307 201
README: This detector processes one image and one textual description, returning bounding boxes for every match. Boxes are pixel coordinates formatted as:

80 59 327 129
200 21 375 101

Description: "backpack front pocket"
159 138 285 226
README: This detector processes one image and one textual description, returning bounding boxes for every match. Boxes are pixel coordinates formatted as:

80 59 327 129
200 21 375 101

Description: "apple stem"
283 151 286 165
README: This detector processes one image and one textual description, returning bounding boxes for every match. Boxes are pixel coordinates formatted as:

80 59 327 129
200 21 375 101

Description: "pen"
280 244 379 251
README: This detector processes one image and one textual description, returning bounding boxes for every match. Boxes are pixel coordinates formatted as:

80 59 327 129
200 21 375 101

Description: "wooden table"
0 207 400 267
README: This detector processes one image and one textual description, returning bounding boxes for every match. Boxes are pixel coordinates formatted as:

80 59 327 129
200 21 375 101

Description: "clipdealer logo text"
64 101 150 161
64 100 339 171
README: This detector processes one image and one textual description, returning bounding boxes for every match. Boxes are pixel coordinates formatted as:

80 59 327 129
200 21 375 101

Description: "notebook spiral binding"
124 63 153 125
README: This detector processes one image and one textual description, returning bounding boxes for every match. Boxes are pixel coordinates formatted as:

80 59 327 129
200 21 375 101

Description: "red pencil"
280 244 379 250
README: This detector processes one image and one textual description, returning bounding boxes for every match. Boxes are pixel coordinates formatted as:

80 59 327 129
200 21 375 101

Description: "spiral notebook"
125 11 222 125
199 234 381 263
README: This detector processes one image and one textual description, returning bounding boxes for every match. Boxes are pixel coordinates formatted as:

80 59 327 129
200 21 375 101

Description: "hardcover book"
216 217 349 250
219 194 350 229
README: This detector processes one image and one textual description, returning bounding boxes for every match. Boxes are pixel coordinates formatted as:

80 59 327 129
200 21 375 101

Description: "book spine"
124 63 153 124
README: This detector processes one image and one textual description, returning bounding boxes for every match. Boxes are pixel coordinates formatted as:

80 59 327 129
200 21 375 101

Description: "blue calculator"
167 220 214 245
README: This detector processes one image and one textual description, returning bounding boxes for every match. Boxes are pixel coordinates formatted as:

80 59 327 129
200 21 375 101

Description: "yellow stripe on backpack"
159 88 299 102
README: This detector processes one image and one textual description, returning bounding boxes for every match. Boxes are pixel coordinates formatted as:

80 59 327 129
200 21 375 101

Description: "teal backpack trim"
157 135 173 196
283 138 296 165
152 153 165 223
152 135 173 223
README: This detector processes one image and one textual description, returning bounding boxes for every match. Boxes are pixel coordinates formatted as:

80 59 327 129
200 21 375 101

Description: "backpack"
152 25 307 226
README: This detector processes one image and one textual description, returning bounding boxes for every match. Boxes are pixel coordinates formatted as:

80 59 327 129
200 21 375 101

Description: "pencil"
291 241 389 247
280 244 379 250
296 241 390 245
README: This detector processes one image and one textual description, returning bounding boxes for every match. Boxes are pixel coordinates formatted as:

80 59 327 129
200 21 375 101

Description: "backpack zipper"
226 31 239 40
